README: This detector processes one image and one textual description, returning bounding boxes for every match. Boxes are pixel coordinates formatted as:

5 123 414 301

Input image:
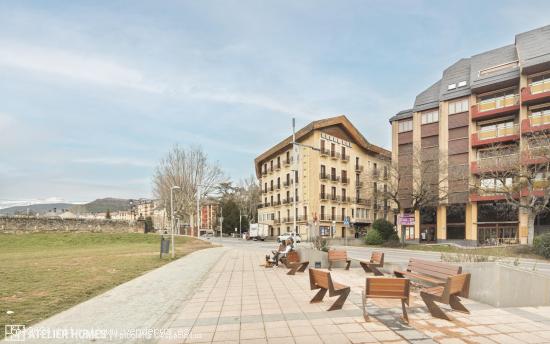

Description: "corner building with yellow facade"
255 116 391 240
390 25 550 246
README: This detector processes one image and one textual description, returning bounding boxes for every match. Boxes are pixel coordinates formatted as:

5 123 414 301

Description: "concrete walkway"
160 247 550 344
9 246 228 344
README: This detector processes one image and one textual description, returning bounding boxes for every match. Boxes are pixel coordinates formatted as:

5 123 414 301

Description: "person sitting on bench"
267 239 293 267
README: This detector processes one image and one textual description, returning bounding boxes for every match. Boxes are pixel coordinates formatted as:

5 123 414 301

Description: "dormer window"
448 83 456 90
458 81 467 87
421 110 439 125
398 119 413 133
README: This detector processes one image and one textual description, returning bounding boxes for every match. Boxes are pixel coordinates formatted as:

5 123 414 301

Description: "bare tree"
471 132 550 244
236 175 261 223
153 145 225 227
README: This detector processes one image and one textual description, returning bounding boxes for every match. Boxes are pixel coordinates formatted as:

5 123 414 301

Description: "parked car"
277 232 301 243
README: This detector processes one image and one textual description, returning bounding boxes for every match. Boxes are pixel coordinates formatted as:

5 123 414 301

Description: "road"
208 237 550 276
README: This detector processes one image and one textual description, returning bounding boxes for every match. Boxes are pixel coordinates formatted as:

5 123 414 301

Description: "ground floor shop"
397 201 549 246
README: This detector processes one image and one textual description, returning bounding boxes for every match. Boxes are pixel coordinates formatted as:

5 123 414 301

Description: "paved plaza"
11 243 550 343
160 246 550 344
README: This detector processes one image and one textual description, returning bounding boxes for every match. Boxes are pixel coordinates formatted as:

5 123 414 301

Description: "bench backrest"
407 258 462 280
365 277 409 300
328 250 348 261
371 251 384 265
309 268 331 290
287 251 300 263
446 273 471 299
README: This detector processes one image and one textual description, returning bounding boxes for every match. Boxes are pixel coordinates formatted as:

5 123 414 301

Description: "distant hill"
70 198 131 214
0 203 74 215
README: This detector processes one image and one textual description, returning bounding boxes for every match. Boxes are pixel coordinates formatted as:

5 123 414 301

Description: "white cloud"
0 40 163 93
73 157 154 167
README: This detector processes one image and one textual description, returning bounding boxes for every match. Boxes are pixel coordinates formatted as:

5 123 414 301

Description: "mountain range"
0 198 133 215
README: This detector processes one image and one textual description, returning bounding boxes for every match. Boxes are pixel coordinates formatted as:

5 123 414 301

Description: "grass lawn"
0 232 213 338
378 242 546 260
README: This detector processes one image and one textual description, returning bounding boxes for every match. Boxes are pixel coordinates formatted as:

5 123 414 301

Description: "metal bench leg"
401 299 409 324
287 264 299 275
362 290 369 321
328 288 349 311
360 261 372 273
310 288 327 303
421 293 450 321
371 266 384 276
449 295 470 314
345 260 351 270
298 262 309 272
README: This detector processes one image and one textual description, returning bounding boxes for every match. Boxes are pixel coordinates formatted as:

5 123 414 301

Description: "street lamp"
196 184 203 237
170 185 181 258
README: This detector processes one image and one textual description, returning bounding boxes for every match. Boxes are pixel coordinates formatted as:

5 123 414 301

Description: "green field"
0 232 213 338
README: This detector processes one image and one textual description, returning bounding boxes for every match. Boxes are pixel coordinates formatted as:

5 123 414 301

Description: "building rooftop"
391 24 550 122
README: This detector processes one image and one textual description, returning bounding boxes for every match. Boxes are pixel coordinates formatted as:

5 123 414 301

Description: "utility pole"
196 184 201 237
239 209 242 239
170 186 181 258
292 117 297 237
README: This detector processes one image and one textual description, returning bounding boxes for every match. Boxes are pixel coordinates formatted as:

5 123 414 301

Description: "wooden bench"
328 250 351 270
308 269 350 311
394 259 462 286
362 277 410 323
281 251 310 275
420 273 471 320
359 251 385 276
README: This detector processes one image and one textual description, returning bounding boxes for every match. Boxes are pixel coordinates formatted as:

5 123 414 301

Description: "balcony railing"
319 214 332 221
273 218 281 224
273 200 281 207
283 158 292 166
355 181 363 188
330 151 340 159
262 169 268 176
330 174 340 182
319 173 329 181
355 164 364 172
320 193 329 201
478 94 519 113
282 197 293 205
275 184 281 190
341 154 349 162
471 153 519 174
297 215 308 222
522 111 550 134
283 217 294 223
371 170 380 178
320 148 330 156
283 180 293 187
341 177 350 184
472 124 519 147
275 163 281 171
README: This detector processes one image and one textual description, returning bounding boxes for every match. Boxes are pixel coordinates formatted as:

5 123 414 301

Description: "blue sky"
1 0 549 207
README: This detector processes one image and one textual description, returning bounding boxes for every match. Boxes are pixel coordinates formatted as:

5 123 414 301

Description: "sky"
1 0 549 208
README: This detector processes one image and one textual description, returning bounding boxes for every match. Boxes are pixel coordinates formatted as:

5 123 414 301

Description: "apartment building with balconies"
255 116 391 240
390 24 550 246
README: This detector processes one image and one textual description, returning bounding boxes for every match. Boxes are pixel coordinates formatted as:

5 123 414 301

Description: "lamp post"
170 186 181 258
196 184 203 237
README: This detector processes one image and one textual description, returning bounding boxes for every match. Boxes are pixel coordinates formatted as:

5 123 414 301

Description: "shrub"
372 219 396 241
534 233 550 259
364 229 384 245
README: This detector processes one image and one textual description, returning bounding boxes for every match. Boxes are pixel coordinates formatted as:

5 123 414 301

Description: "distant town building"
200 201 219 235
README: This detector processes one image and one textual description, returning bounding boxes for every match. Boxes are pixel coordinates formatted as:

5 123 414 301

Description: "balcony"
261 169 268 176
273 200 281 207
319 173 329 181
470 189 509 202
320 148 330 157
268 166 274 174
320 193 329 201
283 217 294 223
275 184 281 191
269 186 274 193
339 196 351 203
275 163 281 171
471 124 519 147
355 164 364 172
521 147 550 166
282 197 293 205
521 81 550 106
330 151 340 160
283 158 292 167
355 181 363 188
329 194 338 201
521 112 550 135
471 95 519 120
341 154 349 162
283 180 294 188
329 174 340 182
319 214 333 221
470 153 519 174
273 218 281 224
341 176 350 184
297 215 308 222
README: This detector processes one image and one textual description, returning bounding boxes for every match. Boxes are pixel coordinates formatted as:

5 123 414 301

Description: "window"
458 81 467 87
421 110 439 124
447 83 456 90
449 99 469 114
480 177 513 189
398 119 413 133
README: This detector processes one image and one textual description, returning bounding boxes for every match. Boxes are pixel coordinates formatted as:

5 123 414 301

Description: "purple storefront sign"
398 214 415 226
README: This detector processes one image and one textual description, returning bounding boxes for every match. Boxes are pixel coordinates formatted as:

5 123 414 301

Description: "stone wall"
0 216 145 234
